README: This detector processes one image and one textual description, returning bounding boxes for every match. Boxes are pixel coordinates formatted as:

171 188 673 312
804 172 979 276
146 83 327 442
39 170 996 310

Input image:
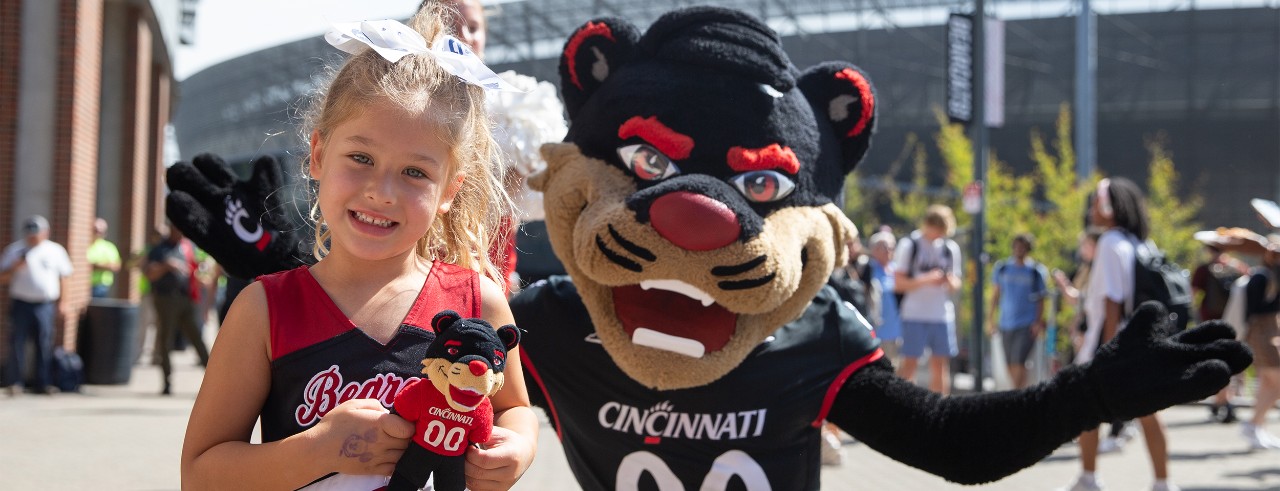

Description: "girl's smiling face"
309 101 462 262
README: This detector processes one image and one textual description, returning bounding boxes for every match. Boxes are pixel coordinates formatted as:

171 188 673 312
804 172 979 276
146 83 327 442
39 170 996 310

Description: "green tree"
1143 135 1202 268
884 133 939 233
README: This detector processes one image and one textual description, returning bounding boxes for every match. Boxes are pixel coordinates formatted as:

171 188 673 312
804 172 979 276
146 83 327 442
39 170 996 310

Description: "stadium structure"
176 0 1280 235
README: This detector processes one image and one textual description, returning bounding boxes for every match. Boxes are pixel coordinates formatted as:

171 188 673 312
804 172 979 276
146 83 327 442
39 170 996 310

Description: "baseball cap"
21 215 49 235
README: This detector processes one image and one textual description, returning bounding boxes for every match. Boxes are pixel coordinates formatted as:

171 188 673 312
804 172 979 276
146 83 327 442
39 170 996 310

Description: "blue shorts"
900 320 958 358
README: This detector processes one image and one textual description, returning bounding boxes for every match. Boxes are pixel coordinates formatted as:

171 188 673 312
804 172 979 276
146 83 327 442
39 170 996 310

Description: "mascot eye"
729 170 796 203
617 144 680 181
447 347 459 356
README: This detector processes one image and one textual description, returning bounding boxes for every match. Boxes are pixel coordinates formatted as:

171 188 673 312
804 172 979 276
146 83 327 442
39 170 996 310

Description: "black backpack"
1131 238 1193 331
51 347 83 393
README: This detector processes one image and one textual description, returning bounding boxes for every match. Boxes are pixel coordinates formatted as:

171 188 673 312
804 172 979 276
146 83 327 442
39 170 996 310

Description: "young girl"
180 6 537 490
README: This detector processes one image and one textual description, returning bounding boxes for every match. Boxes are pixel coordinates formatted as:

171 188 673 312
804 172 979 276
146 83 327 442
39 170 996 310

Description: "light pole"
970 0 989 393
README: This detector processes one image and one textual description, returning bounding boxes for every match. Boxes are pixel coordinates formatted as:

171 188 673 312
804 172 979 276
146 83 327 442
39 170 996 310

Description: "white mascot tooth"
631 328 706 358
639 279 716 307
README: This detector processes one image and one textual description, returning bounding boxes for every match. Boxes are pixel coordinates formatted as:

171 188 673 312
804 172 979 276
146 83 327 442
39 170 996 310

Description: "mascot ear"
431 310 461 333
798 62 877 175
558 17 640 119
496 325 521 351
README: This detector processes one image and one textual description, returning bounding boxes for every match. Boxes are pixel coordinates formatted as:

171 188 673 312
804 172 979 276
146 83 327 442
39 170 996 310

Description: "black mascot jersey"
258 262 480 443
512 276 882 491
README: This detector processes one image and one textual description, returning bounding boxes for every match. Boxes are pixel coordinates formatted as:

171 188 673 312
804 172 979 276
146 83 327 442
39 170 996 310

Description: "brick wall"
0 0 20 371
50 0 103 350
0 0 18 250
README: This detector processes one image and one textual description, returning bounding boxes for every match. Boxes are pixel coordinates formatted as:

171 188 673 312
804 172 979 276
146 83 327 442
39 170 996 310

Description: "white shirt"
893 231 963 323
1 239 72 303
1077 229 1137 363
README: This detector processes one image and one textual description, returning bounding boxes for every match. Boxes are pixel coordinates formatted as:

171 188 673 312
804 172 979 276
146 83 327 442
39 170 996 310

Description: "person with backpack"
1191 243 1249 424
893 205 962 395
987 233 1049 389
1061 177 1177 491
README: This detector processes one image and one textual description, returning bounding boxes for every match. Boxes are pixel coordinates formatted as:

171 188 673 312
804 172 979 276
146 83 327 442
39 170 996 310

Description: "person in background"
894 204 962 395
435 0 568 296
1062 177 1176 491
1238 235 1280 450
1190 243 1248 424
828 237 875 324
1054 228 1102 361
0 216 73 396
144 223 210 395
987 233 1049 389
867 230 902 361
87 217 121 298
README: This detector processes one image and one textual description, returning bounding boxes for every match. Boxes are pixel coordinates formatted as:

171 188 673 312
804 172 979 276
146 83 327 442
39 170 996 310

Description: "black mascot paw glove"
165 153 313 280
1085 301 1253 421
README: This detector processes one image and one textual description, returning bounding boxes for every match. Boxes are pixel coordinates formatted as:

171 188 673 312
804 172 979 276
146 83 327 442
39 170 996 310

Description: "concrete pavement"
3 349 1278 490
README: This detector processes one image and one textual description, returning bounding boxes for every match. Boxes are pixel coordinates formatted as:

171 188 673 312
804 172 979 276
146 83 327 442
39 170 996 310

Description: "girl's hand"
464 425 536 491
311 399 414 477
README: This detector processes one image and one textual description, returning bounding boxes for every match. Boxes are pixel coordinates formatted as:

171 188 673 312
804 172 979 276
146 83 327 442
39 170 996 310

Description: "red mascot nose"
649 191 741 251
469 360 489 376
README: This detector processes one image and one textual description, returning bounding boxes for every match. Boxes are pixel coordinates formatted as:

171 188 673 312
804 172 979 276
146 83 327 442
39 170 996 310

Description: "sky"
173 0 423 80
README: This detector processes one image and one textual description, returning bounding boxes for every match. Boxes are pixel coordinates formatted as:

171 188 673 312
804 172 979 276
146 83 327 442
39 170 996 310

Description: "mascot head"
531 6 876 389
421 311 521 412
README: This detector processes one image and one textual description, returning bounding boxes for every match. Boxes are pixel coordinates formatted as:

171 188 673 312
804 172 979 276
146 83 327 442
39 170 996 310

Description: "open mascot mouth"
449 385 485 409
612 280 737 358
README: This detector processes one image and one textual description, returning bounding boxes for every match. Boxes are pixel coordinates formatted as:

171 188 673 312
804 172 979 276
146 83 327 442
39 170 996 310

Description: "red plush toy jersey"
394 379 494 457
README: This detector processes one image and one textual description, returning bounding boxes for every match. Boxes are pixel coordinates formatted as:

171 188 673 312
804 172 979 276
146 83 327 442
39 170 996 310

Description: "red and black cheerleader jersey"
257 261 480 443
511 278 882 491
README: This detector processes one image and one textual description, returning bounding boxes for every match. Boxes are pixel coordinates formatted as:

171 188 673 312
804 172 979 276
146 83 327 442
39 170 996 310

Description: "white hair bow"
325 19 522 92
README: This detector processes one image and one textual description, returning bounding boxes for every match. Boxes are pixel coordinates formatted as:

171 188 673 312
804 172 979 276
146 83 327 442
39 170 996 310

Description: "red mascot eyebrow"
565 21 616 90
444 340 462 347
618 116 694 160
835 68 875 138
727 144 799 174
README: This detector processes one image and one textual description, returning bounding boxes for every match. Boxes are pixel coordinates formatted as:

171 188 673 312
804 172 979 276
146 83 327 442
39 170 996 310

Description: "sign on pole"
984 17 1005 128
946 13 974 124
963 181 983 214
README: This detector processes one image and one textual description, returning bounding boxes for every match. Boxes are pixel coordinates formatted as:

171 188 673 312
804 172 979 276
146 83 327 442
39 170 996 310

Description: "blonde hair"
922 204 956 238
300 3 511 283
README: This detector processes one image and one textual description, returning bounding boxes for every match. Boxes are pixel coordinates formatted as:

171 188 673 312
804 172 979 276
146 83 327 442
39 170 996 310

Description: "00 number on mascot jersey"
617 450 771 491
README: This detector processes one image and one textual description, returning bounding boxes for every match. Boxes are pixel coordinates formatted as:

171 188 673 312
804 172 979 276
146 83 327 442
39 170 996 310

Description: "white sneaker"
1151 481 1180 491
1242 423 1280 450
1057 474 1105 491
1119 422 1140 443
1097 437 1124 454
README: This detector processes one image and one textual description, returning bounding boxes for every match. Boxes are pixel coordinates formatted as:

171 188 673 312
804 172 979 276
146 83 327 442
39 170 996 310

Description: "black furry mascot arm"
165 153 313 280
829 302 1251 484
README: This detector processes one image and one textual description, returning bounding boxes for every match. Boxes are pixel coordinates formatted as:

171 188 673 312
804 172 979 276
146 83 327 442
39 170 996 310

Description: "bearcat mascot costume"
167 6 1251 490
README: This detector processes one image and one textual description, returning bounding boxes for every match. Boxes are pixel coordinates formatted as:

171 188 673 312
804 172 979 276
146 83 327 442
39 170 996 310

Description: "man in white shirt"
893 205 963 395
0 215 73 395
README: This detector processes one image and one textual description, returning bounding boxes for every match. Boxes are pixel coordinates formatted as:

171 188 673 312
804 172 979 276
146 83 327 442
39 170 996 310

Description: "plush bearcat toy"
166 6 1251 490
389 311 520 491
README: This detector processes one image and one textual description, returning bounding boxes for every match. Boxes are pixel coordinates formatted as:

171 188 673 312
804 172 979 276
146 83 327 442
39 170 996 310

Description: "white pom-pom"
488 71 569 222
